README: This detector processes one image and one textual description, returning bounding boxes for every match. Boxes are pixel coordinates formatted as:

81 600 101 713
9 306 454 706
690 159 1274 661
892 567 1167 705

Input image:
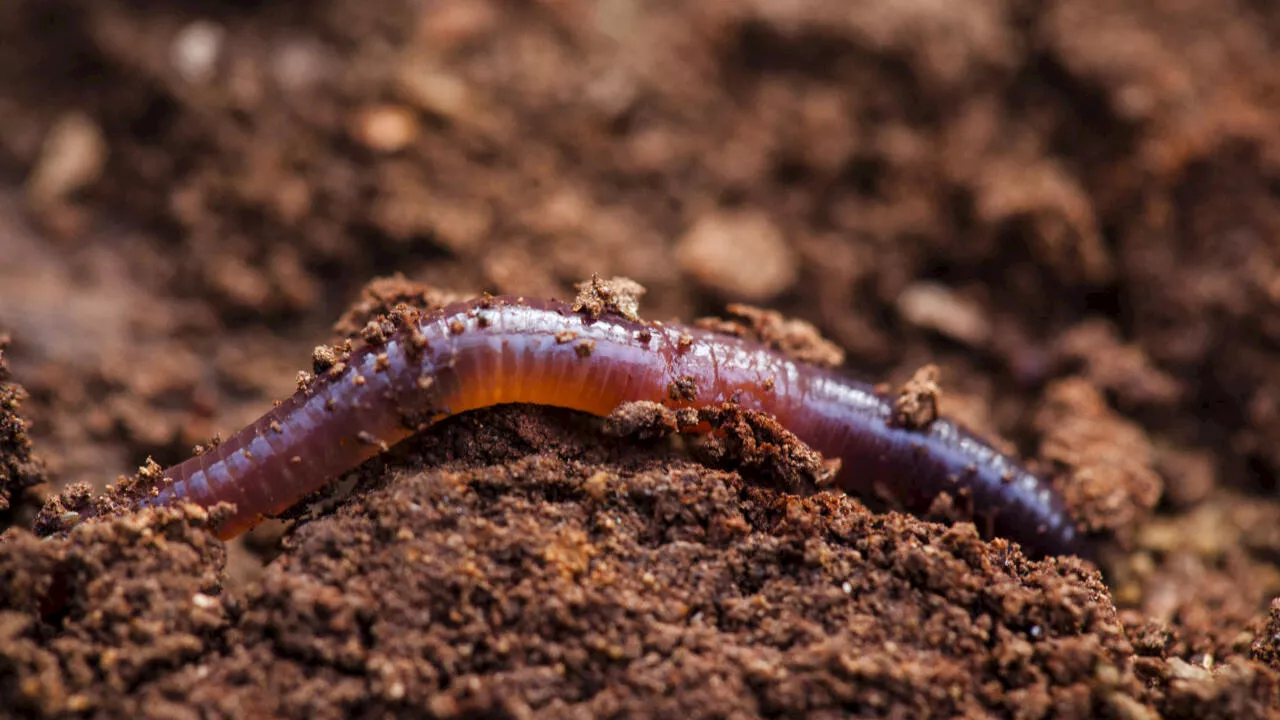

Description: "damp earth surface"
4 1 1280 717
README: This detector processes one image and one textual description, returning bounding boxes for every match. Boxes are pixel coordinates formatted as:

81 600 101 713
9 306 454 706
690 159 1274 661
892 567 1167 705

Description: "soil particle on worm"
694 303 846 369
330 275 469 342
572 275 647 322
889 364 943 430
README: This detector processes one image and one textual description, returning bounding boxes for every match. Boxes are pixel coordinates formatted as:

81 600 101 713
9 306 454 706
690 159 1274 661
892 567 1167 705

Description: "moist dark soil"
4 0 1280 717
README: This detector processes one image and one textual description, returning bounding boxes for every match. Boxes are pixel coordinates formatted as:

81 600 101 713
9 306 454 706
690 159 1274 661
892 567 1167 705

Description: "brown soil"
4 0 1280 716
0 336 47 519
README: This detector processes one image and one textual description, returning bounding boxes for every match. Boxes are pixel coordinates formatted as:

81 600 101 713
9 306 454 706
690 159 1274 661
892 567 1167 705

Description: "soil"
4 0 1280 717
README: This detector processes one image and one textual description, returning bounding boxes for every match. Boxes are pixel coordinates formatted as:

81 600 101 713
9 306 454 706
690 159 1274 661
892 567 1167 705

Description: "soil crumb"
675 209 799 302
890 364 943 430
605 401 837 493
1035 379 1163 543
331 275 467 340
695 304 845 368
572 275 647 321
0 335 46 515
1051 320 1183 411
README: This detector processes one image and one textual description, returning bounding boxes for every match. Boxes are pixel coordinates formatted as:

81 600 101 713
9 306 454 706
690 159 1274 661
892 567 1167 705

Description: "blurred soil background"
4 0 1280 717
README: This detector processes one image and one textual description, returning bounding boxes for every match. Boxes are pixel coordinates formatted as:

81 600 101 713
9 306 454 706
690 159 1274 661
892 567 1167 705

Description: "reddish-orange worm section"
145 297 1089 559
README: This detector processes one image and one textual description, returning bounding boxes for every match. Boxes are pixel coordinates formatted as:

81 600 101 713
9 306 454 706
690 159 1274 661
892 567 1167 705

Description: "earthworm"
145 296 1090 559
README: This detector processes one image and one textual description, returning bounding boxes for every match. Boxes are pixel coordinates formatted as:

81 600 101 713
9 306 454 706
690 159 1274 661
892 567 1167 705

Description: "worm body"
149 297 1089 558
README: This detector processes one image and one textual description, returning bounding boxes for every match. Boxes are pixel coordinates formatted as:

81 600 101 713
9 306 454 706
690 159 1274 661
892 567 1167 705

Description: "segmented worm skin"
149 297 1089 559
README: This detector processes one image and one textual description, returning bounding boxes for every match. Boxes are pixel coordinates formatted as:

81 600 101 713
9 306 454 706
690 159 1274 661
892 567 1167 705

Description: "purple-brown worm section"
145 297 1090 559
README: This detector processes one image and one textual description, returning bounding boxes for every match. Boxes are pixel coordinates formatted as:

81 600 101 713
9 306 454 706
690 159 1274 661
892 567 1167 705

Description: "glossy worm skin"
147 297 1090 559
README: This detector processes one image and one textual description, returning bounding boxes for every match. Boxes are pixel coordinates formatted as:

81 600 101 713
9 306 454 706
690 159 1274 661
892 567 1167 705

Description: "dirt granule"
674 209 799 302
889 364 943 430
0 335 46 517
695 303 846 369
572 275 647 322
1035 379 1163 544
